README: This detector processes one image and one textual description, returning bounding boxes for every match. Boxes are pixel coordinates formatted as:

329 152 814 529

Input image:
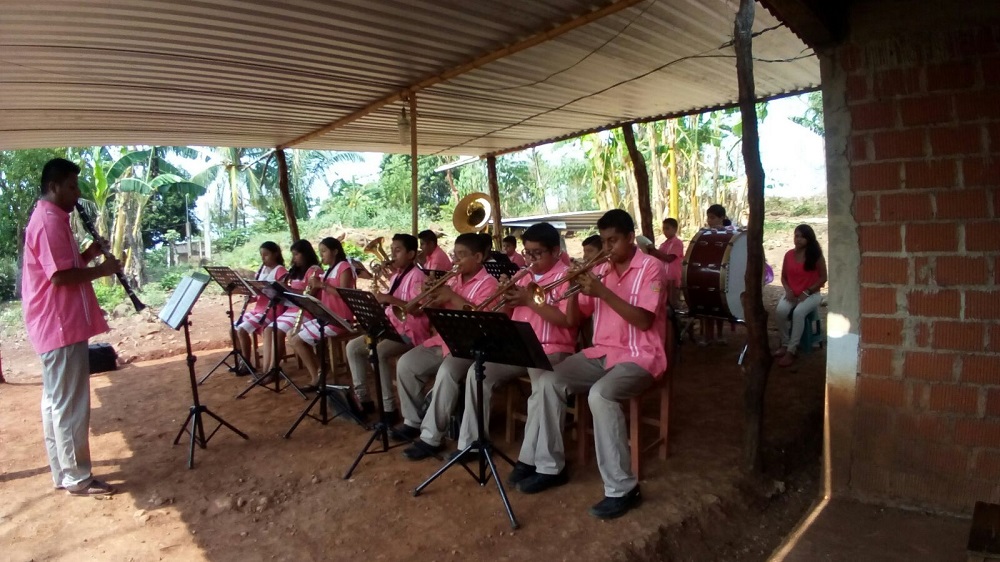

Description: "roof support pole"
486 155 503 251
275 148 300 242
621 123 654 240
734 0 773 476
409 95 419 236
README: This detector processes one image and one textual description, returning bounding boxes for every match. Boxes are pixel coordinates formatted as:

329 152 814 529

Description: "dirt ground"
0 222 830 562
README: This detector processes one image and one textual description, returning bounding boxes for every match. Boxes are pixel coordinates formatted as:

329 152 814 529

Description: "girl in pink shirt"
775 224 827 367
235 241 287 373
261 239 322 373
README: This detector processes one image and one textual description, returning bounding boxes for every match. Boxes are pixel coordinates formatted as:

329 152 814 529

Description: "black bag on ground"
88 343 117 374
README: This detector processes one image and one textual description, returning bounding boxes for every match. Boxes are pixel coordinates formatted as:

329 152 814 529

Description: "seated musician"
417 229 453 271
235 241 287 374
261 240 322 376
513 209 668 520
502 235 527 268
452 222 579 461
288 237 356 392
393 233 498 459
581 234 602 263
344 233 430 420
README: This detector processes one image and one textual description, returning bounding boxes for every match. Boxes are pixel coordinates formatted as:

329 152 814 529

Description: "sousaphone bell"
453 192 493 234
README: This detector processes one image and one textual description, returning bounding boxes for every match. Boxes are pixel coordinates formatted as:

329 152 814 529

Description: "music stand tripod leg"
201 291 253 384
344 331 404 479
285 322 335 438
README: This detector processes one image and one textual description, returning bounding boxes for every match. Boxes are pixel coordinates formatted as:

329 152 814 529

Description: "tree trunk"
275 149 300 242
646 122 664 224
621 124 654 240
487 155 503 251
688 118 701 229
734 0 773 475
712 113 722 204
667 122 680 223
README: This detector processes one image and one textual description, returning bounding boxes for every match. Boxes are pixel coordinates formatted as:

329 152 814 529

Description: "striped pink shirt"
511 260 577 355
422 266 498 356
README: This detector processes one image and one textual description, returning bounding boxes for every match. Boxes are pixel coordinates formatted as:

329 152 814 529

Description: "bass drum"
682 228 750 321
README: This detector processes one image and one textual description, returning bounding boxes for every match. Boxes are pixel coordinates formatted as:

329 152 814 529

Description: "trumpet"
469 268 532 311
543 250 612 303
390 262 462 322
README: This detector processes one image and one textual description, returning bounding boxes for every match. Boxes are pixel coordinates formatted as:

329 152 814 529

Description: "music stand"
236 281 307 400
282 292 363 438
161 272 248 468
200 266 257 384
338 288 409 478
483 260 520 281
412 308 552 530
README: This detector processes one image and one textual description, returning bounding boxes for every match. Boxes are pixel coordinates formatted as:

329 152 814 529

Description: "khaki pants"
521 353 653 497
395 345 473 447
457 352 570 450
775 293 823 354
40 341 93 490
345 335 412 412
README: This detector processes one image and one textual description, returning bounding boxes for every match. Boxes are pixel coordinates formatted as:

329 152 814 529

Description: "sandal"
67 479 116 497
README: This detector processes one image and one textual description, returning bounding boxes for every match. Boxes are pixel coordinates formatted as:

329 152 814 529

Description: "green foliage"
0 258 17 301
215 228 253 253
142 188 199 248
93 283 126 310
158 269 187 291
0 148 68 261
790 91 824 136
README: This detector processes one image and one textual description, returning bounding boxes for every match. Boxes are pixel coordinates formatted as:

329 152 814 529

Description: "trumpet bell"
454 192 493 234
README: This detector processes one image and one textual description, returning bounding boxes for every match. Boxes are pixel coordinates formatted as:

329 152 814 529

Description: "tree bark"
275 148 300 242
667 122 680 223
734 0 773 475
621 124 654 240
646 122 664 225
409 95 419 237
486 155 503 251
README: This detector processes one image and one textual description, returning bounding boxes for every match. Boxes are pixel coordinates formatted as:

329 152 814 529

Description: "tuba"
365 236 392 291
453 192 493 234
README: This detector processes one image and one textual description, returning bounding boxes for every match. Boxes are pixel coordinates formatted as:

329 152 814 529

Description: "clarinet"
74 203 147 312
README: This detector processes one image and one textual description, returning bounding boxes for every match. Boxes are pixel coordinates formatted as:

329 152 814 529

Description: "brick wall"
843 24 1000 512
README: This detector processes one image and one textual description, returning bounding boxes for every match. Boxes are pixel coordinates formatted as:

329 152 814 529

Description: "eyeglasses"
521 249 549 260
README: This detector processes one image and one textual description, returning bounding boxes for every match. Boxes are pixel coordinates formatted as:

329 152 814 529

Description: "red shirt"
424 246 453 272
22 200 109 354
578 248 668 378
657 236 685 285
511 261 577 355
387 266 431 345
782 249 821 298
422 266 498 356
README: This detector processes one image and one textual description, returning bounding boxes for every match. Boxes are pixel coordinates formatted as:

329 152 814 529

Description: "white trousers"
775 292 823 354
395 345 472 447
521 353 653 497
345 335 412 412
40 341 93 490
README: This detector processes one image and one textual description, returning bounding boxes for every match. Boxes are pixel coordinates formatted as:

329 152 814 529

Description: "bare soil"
0 221 830 562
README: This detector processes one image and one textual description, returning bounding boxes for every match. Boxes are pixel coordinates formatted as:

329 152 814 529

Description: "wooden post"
621 123 654 240
275 148 300 242
486 155 503 251
734 0 773 475
409 95 419 236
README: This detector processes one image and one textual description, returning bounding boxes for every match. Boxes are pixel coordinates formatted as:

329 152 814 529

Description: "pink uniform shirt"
387 266 432 345
320 261 356 323
657 236 685 286
285 265 322 315
507 251 527 268
22 200 110 355
578 248 668 378
424 246 453 272
250 264 287 315
422 266 498 356
512 260 577 355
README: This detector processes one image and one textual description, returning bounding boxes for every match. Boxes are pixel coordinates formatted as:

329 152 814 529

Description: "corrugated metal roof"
494 210 607 232
0 0 819 154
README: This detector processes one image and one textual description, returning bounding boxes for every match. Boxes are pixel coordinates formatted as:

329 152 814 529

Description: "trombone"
531 250 612 304
390 262 462 322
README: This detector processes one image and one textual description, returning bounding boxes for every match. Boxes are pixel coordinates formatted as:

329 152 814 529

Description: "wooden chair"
252 311 303 370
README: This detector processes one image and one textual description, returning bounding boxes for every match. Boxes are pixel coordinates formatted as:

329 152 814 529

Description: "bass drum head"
722 231 748 320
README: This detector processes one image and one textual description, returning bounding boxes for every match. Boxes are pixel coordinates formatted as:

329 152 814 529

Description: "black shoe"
403 440 443 461
447 448 480 464
361 401 376 415
300 384 319 393
390 423 420 442
507 462 536 486
588 485 642 520
516 470 568 494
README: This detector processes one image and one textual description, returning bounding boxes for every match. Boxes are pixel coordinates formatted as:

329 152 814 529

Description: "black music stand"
236 281 307 400
339 288 409 478
200 266 257 384
161 272 249 468
412 309 552 530
282 292 362 438
483 260 520 280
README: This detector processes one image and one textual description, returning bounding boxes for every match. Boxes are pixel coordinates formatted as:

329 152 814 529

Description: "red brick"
899 97 953 126
903 351 957 382
859 347 894 376
894 441 970 477
873 68 922 98
929 126 982 156
926 62 977 92
928 384 979 414
954 92 1000 122
991 124 1000 154
983 56 1000 87
860 224 903 252
880 192 933 221
905 223 958 252
991 324 1000 353
936 189 990 220
852 162 901 192
860 256 908 284
855 194 877 223
846 75 870 102
961 355 1000 385
933 320 985 352
850 135 870 162
857 376 906 408
987 389 1000 416
861 287 897 315
973 450 1000 481
962 157 1000 188
895 412 952 443
915 321 932 348
852 101 896 131
862 317 905 346
908 290 961 318
967 291 1000 320
840 44 863 73
955 419 1000 447
873 130 926 160
936 256 989 286
904 159 958 189
966 223 1000 251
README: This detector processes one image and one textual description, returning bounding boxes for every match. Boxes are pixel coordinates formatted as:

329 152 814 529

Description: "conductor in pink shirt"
22 158 120 497
417 230 453 272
